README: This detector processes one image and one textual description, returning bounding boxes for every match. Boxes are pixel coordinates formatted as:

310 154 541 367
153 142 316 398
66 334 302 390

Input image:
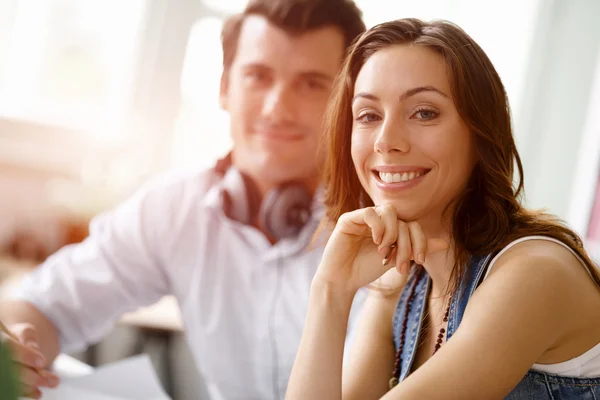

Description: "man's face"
220 15 345 193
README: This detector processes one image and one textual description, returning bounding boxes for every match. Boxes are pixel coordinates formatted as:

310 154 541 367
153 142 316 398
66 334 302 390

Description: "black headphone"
213 153 313 240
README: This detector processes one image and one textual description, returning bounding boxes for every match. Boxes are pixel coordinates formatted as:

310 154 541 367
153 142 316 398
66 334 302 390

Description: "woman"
286 18 600 399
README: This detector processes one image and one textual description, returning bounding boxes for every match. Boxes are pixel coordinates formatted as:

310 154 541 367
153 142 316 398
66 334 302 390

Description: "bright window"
0 0 147 137
171 17 232 170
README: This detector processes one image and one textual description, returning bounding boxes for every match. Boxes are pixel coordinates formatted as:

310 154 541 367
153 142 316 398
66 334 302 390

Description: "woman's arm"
342 271 407 400
285 278 356 400
286 205 446 400
287 271 407 400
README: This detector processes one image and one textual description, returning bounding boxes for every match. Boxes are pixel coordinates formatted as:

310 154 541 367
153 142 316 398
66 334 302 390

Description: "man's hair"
220 0 366 75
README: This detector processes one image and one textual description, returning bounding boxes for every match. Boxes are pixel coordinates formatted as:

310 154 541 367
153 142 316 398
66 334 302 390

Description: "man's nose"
261 84 295 122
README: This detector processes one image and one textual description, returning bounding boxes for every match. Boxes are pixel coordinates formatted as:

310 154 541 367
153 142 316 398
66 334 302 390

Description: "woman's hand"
315 204 449 293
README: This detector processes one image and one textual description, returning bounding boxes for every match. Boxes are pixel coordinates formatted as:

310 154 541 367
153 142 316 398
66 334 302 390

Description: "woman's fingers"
395 221 412 274
336 208 382 242
375 204 398 251
407 222 427 264
361 207 385 245
388 221 450 273
339 206 398 248
338 205 449 275
381 244 396 266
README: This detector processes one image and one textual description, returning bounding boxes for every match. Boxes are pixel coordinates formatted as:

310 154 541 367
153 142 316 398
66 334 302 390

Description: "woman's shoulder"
486 236 589 282
463 237 592 334
478 237 599 322
476 238 600 367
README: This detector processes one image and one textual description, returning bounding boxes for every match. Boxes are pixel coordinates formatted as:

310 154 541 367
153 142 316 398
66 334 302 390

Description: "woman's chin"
395 210 422 223
372 200 425 222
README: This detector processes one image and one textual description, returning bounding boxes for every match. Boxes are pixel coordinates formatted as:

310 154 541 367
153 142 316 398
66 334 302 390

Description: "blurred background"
0 0 599 399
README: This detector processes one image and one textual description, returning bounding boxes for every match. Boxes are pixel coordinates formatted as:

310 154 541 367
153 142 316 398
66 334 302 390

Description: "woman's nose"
374 121 411 154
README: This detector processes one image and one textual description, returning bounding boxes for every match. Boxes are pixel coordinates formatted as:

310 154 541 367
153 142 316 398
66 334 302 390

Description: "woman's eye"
413 108 439 121
355 112 381 123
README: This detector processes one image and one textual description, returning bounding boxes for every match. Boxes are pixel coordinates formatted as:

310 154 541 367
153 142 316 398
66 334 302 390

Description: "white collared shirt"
10 168 365 400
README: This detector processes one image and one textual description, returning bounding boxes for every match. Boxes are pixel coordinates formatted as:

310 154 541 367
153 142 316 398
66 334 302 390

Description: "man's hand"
1 323 59 399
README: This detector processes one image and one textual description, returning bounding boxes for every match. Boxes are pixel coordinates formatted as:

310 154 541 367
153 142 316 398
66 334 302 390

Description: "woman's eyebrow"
352 86 449 105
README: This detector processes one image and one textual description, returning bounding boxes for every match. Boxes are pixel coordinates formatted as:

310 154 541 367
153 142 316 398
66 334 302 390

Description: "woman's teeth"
378 171 423 183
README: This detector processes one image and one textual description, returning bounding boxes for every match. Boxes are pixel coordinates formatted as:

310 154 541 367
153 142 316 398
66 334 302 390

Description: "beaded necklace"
389 268 452 389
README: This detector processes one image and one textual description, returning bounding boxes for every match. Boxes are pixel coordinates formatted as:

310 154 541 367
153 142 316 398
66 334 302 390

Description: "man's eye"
246 71 269 84
304 79 326 91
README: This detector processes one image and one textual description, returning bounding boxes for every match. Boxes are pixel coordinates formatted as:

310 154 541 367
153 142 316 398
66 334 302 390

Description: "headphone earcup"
259 183 312 240
221 167 261 225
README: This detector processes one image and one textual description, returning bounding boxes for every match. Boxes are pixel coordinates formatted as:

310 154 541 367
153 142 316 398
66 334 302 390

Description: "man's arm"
0 171 213 398
0 171 198 356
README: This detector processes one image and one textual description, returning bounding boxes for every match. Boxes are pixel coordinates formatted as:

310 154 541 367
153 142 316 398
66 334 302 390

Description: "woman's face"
351 44 477 224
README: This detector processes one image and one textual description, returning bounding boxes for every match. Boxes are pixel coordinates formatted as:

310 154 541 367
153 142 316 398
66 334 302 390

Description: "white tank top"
482 235 600 378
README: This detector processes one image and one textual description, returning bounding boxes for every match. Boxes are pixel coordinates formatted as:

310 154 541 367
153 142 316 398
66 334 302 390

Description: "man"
0 1 366 399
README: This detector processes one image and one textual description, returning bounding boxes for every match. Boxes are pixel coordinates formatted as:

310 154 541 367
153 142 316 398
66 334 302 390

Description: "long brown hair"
321 18 600 296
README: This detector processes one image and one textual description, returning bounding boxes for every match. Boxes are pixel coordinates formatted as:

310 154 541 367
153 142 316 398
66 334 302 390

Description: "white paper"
40 384 131 400
51 353 94 378
36 354 170 400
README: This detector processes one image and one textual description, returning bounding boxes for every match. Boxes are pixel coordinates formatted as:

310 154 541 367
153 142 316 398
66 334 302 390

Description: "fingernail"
47 375 59 386
417 253 425 264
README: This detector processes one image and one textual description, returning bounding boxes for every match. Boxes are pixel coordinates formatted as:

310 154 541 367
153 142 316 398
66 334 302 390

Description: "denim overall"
392 254 600 399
